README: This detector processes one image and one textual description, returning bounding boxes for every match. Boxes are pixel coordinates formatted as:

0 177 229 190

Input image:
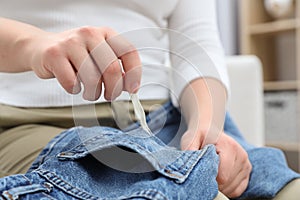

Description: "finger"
216 134 237 188
220 167 250 198
82 76 103 101
49 58 81 94
101 59 123 101
67 46 103 101
107 35 142 93
228 158 251 196
79 56 103 101
216 151 236 189
180 130 203 150
87 39 122 100
180 132 199 151
120 50 142 93
219 160 245 193
78 27 122 100
230 178 250 198
219 150 252 197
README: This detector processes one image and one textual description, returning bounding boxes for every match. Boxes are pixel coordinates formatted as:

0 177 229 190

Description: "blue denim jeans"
0 102 299 200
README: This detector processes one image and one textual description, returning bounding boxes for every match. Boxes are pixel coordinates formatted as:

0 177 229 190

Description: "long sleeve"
168 0 230 107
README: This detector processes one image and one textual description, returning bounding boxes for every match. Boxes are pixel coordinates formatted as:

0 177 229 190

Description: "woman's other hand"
8 22 142 101
181 129 252 198
215 132 252 198
27 26 141 101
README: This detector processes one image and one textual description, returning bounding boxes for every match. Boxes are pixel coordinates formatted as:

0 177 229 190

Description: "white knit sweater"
0 0 229 107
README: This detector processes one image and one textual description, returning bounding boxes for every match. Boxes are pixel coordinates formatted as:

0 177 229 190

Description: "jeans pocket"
36 126 219 200
56 127 212 184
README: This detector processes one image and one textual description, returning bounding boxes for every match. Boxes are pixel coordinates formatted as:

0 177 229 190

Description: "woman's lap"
0 101 299 199
0 124 65 177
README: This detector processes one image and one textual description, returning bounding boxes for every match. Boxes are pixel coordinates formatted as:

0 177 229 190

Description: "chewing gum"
130 93 153 136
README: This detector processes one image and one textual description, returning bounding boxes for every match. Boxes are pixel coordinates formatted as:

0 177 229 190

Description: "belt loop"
2 182 53 200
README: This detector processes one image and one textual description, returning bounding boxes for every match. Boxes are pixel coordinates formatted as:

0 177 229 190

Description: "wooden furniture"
239 0 299 91
239 0 299 172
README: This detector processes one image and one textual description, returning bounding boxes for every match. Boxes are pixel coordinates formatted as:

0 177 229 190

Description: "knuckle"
241 151 250 163
64 36 80 46
100 26 116 34
77 26 98 37
35 67 54 79
230 189 243 198
220 177 229 185
44 44 62 58
246 161 252 172
103 62 120 75
124 45 138 55
232 143 244 156
217 173 229 185
230 181 248 198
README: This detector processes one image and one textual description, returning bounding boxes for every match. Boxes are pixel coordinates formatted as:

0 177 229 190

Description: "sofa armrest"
226 55 265 146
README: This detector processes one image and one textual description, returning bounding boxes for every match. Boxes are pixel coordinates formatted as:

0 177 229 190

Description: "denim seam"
164 146 214 184
36 169 99 200
36 169 169 200
166 151 196 172
80 134 110 148
41 192 57 200
162 152 199 182
59 134 204 182
61 134 167 165
127 189 168 200
64 139 207 184
166 146 209 174
21 174 32 185
58 138 198 183
83 140 166 170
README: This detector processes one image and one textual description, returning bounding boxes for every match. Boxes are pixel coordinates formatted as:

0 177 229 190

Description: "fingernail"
72 83 81 94
131 82 139 93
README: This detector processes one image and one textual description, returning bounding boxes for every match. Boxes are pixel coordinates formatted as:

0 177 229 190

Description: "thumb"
180 130 202 151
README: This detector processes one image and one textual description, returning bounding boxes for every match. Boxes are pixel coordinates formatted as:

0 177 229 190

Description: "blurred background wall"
217 0 239 55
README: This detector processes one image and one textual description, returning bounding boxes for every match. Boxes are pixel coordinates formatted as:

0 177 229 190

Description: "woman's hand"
181 130 252 198
179 78 227 148
0 18 142 101
179 77 251 198
27 26 142 101
215 133 252 198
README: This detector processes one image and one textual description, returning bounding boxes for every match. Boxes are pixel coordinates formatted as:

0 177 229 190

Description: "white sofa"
226 55 265 146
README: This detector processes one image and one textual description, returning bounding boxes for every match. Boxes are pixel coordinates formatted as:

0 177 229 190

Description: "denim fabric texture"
0 101 299 200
